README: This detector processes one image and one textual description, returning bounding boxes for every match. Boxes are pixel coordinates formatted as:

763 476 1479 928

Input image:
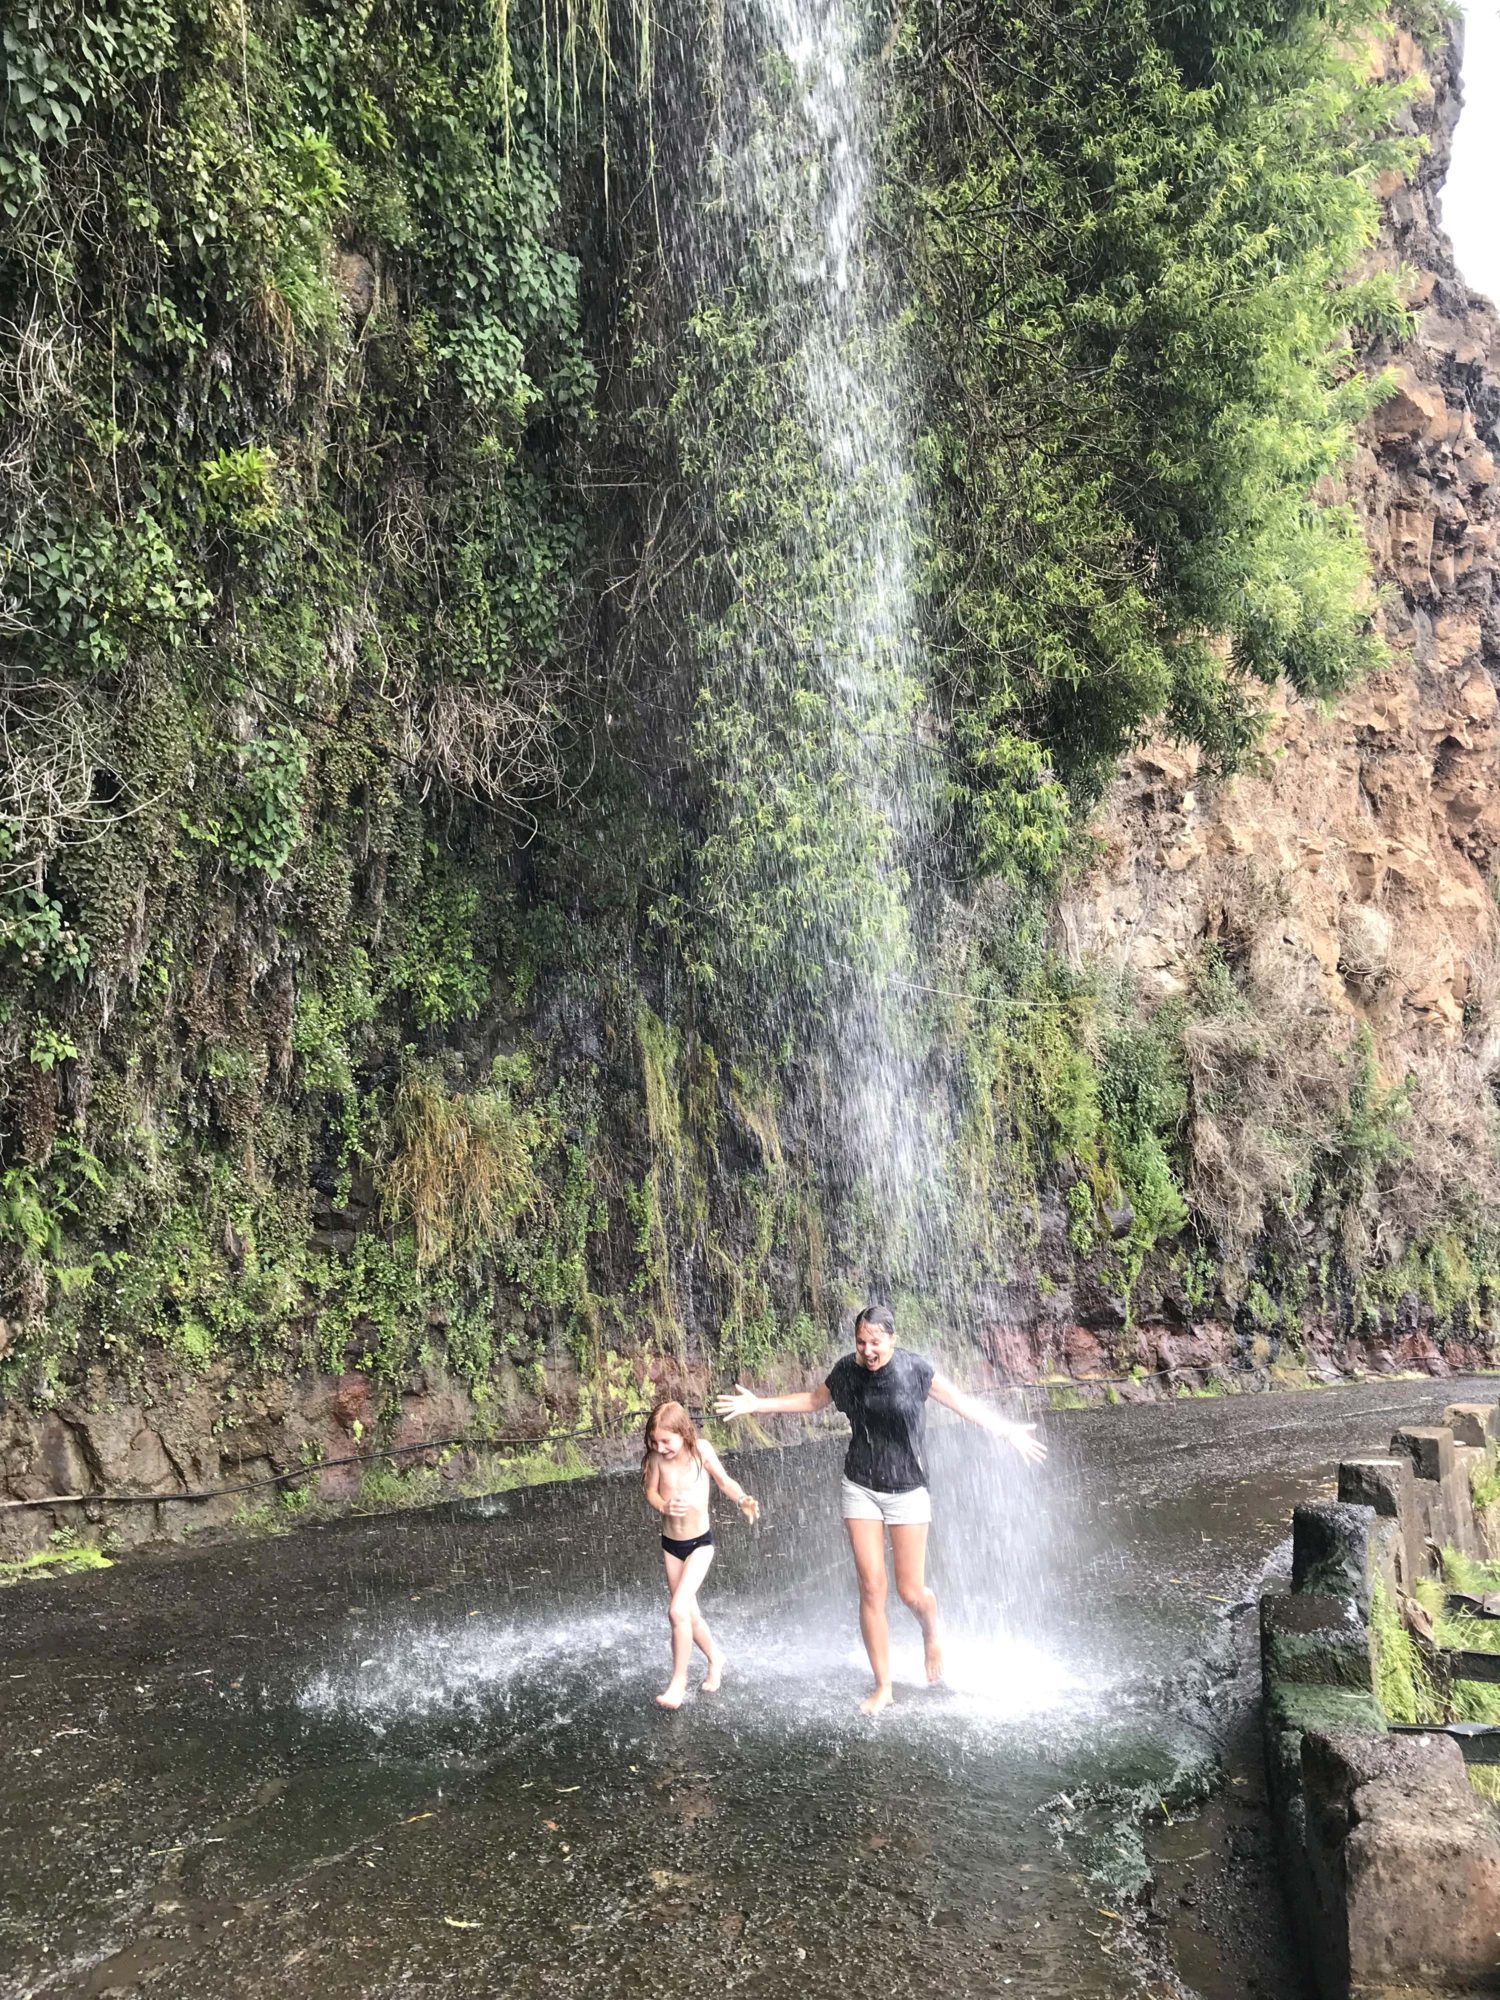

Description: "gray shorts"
840 1476 932 1526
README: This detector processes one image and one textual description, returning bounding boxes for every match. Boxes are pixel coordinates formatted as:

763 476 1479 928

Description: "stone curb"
1262 1404 1500 1997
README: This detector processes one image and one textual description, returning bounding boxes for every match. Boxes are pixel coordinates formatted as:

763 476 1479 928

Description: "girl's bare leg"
657 1545 716 1708
692 1607 725 1691
890 1522 942 1683
845 1518 893 1714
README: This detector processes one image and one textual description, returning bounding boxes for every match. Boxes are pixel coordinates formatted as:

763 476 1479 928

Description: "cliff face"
1066 28 1500 1071
1047 24 1500 1368
4 0 1493 1557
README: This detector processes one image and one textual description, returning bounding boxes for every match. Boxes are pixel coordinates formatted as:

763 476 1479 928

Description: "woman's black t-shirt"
825 1348 936 1494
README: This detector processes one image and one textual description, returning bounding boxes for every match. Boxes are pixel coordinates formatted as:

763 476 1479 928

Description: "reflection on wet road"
2 1378 1489 1999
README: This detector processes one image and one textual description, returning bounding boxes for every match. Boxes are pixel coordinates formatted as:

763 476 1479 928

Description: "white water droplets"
301 1609 643 1730
721 0 946 1265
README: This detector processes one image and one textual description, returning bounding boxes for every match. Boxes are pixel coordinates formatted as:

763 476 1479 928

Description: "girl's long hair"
642 1398 702 1480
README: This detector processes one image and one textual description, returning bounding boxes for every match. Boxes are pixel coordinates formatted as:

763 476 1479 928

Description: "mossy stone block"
1266 1677 1387 1740
1261 1591 1374 1693
1292 1501 1377 1610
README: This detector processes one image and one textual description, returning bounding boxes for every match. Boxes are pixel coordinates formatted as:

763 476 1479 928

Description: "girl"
642 1399 760 1708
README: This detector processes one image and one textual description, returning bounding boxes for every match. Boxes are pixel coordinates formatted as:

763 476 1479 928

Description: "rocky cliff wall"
1046 22 1500 1373
1066 25 1500 1095
5 6 1495 1561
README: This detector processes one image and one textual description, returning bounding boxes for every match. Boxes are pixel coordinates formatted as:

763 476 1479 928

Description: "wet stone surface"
1 1377 1492 2000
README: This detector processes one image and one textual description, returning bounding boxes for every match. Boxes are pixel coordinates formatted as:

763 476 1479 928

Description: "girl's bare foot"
858 1684 894 1717
656 1683 688 1710
925 1637 944 1684
702 1656 725 1693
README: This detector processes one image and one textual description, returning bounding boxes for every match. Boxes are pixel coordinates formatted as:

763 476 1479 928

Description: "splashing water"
299 1591 1087 1744
298 1437 1087 1748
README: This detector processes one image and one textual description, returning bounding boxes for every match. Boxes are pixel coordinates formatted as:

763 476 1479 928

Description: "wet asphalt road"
2 1376 1490 2000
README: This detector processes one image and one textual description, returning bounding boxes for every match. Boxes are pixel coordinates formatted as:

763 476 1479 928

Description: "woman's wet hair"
642 1397 702 1476
854 1302 896 1338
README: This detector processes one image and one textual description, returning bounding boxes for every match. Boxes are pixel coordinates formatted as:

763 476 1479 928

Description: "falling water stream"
688 0 949 1264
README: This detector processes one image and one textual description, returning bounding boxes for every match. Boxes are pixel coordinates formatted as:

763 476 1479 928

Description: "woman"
715 1303 1045 1714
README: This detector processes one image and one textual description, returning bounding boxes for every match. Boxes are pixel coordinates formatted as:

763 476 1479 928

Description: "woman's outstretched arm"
930 1373 1047 1463
715 1381 833 1420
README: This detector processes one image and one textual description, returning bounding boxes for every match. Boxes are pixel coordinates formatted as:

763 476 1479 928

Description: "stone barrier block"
1414 1485 1452 1574
1261 1592 1374 1693
1302 1726 1470 1820
1338 1458 1420 1591
1455 1441 1488 1479
1390 1425 1455 1484
1293 1501 1378 1610
1338 1456 1412 1518
1434 1486 1476 1562
1444 1401 1500 1448
1302 1729 1500 1994
1391 1426 1474 1569
1262 1678 1388 1825
1367 1518 1402 1600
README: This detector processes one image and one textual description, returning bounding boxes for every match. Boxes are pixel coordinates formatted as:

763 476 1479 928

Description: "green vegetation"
0 0 618 1400
356 1437 592 1508
895 0 1411 837
1371 1578 1439 1723
1471 1458 1500 1514
1046 1383 1090 1410
1374 1559 1500 1732
0 1529 113 1584
386 1057 543 1270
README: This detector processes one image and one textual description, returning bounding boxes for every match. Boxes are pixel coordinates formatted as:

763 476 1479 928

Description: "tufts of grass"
1439 1548 1500 1599
1470 1457 1500 1514
1411 1559 1500 1723
230 1499 294 1537
1448 1679 1500 1726
386 1058 542 1269
358 1439 594 1512
466 1439 593 1494
0 1538 112 1586
359 1458 447 1510
1371 1579 1441 1724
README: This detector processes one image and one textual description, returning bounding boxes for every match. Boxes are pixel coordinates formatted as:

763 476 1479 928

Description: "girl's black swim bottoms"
660 1528 715 1560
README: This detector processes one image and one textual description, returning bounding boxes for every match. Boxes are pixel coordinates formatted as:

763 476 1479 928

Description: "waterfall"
678 0 952 1292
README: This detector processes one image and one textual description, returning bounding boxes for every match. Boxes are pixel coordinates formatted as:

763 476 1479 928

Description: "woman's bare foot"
925 1636 944 1684
702 1655 725 1693
656 1682 688 1710
858 1684 894 1717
